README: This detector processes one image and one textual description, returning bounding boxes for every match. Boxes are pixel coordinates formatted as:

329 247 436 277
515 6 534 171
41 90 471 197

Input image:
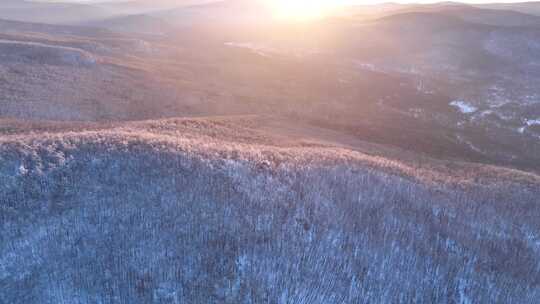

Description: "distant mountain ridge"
0 0 115 24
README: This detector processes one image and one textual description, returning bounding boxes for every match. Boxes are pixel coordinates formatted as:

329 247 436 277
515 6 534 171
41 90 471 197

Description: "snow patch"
450 100 478 114
526 119 540 126
519 119 540 134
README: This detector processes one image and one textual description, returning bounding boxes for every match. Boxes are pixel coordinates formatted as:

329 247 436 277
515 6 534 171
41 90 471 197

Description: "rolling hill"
0 0 116 25
2 3 540 303
85 14 176 36
1 116 539 303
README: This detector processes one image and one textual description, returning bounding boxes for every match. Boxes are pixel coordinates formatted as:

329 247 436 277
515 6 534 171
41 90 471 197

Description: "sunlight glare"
267 0 344 21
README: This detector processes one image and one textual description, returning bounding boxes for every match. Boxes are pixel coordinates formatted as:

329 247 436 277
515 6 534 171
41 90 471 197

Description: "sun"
266 0 342 21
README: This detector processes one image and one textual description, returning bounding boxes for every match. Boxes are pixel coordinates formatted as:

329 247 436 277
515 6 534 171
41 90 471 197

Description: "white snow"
526 119 540 126
18 164 28 176
450 100 478 114
518 119 540 134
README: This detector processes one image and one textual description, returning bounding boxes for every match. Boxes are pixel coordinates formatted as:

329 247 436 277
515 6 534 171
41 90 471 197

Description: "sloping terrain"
317 10 540 171
370 4 540 27
478 2 540 17
2 12 540 172
0 0 116 25
1 4 540 302
94 0 217 15
155 0 274 27
1 116 540 303
0 19 206 121
0 40 97 66
84 14 176 36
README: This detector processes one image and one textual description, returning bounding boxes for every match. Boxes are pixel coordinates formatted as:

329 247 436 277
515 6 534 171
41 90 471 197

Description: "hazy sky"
37 0 540 4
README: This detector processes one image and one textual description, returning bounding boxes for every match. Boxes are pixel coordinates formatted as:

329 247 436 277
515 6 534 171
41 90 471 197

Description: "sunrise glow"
267 0 345 21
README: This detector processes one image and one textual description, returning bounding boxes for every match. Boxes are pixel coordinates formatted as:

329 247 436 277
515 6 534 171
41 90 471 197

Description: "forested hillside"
2 118 539 303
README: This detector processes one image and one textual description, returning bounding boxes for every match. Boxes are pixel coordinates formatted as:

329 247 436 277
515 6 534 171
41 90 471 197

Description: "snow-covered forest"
2 119 539 303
